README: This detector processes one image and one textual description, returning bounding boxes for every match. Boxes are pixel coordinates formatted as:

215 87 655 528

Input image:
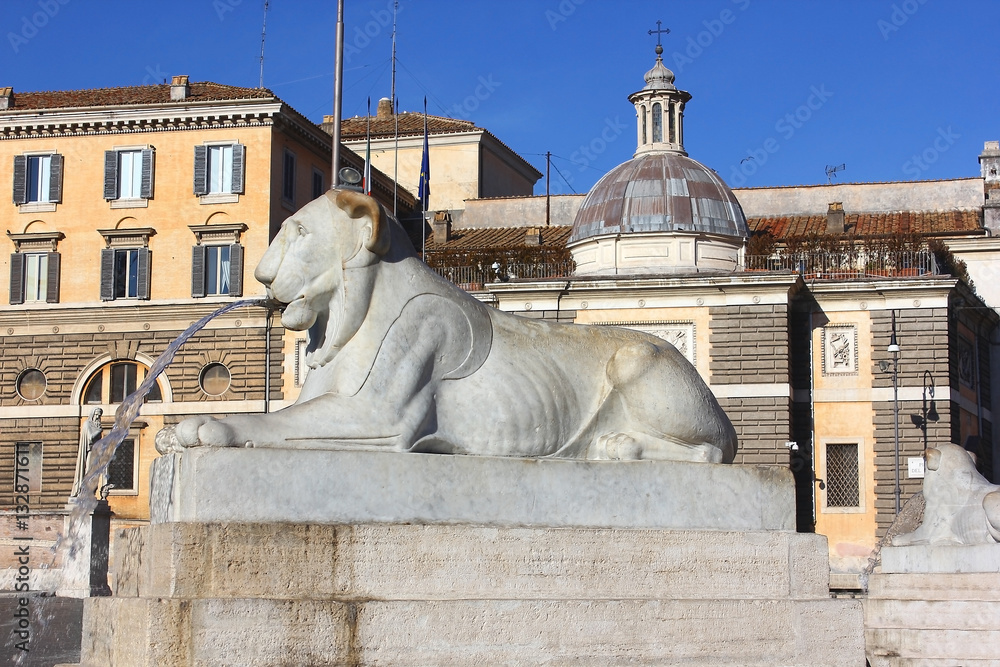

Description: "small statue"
892 443 1000 546
71 407 103 498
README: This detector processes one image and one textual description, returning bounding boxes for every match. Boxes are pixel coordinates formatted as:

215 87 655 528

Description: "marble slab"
150 448 795 531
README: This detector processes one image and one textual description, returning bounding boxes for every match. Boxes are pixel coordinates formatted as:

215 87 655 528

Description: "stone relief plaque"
957 335 976 388
822 324 857 375
605 321 696 364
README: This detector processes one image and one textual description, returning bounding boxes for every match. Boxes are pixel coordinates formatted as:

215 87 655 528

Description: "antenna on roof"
258 0 270 88
825 163 845 184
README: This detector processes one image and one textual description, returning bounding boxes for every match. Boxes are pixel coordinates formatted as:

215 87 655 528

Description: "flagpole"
364 97 372 195
420 96 428 258
331 0 345 186
390 1 398 216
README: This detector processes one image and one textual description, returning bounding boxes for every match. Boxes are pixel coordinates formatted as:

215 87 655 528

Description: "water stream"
16 298 275 664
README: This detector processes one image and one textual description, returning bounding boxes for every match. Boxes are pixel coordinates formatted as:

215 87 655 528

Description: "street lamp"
878 310 901 515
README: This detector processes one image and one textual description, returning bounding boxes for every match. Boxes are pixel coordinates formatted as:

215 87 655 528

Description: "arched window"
83 360 162 405
668 104 676 144
641 105 647 144
652 103 663 143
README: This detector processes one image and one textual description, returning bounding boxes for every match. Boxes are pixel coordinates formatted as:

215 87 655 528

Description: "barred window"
107 438 135 492
826 443 860 508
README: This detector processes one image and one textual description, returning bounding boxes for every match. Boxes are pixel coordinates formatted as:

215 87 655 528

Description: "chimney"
432 211 451 244
525 227 541 246
170 75 190 101
826 202 845 234
376 97 393 118
0 87 12 110
981 140 1000 187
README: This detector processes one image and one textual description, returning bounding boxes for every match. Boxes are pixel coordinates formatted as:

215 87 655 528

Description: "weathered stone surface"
82 597 352 667
115 523 830 601
150 448 794 530
868 572 1000 601
82 596 861 667
865 569 1000 665
354 598 862 666
89 519 865 665
881 544 1000 573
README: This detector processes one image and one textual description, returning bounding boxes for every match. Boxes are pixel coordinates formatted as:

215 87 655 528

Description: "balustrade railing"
431 261 576 290
744 250 939 279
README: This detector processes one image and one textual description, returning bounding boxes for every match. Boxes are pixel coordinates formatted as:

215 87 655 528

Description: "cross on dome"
647 20 670 56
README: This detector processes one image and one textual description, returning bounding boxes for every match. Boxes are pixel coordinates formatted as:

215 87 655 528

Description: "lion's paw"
156 416 249 451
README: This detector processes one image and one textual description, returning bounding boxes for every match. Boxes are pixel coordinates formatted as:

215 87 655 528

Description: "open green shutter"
231 144 245 194
12 155 27 204
193 145 208 195
191 245 206 298
9 253 24 305
228 243 243 296
48 154 63 203
103 151 118 200
45 252 60 303
100 248 115 300
136 248 151 300
140 149 154 199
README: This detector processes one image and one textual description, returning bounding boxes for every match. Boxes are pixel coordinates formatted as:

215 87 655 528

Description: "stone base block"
880 543 1000 573
84 596 862 667
150 448 794 531
115 522 833 601
80 521 863 666
865 570 1000 665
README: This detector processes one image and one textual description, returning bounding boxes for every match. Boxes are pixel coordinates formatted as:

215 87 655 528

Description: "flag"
417 97 430 209
363 97 372 195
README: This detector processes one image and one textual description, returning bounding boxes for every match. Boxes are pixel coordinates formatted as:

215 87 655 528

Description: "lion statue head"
254 189 398 367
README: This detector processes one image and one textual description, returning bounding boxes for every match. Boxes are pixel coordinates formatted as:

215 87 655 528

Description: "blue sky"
2 0 997 196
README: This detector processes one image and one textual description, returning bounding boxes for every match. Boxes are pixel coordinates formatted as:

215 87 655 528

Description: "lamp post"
878 310 901 515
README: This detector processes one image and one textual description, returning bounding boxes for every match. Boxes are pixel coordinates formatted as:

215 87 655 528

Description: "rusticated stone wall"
0 323 284 510
708 303 790 385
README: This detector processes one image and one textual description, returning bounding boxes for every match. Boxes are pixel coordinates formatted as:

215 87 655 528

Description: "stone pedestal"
865 545 1000 666
81 449 863 666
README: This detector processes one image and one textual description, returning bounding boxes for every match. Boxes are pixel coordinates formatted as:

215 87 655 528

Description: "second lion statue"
157 189 738 463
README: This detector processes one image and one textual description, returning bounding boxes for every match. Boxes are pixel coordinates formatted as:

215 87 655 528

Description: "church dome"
569 152 748 244
567 42 748 276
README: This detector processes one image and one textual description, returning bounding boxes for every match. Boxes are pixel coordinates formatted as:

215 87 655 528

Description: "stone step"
83 596 864 667
115 522 833 601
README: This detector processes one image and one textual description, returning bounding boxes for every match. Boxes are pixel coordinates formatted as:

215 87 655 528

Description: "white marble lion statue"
156 189 737 463
892 443 1000 546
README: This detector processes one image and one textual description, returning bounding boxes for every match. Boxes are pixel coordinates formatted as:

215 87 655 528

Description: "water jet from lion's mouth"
38 298 277 607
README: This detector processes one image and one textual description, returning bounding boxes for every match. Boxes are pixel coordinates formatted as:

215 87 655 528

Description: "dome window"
641 106 647 144
668 105 676 144
652 103 663 143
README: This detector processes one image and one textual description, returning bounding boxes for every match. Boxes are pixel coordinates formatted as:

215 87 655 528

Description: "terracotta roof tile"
340 113 479 139
424 225 572 251
749 210 982 238
2 82 274 111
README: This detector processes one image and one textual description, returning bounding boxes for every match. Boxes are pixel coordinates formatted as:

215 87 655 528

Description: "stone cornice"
6 230 64 251
0 299 273 332
0 100 284 139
